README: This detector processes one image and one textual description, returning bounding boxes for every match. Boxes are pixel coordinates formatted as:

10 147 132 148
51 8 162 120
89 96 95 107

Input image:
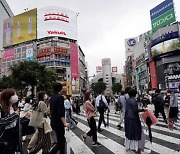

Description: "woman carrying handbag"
29 91 51 154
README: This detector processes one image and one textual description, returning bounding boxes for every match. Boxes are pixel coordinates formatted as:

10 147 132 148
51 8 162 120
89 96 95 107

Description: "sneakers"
81 134 86 142
92 142 102 147
141 149 151 154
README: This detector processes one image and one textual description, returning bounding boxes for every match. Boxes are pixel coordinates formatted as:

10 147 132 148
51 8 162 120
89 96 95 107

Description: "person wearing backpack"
95 92 109 132
153 89 167 124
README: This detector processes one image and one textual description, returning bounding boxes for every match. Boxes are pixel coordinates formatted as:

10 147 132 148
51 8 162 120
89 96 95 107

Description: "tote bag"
29 102 44 128
141 110 158 126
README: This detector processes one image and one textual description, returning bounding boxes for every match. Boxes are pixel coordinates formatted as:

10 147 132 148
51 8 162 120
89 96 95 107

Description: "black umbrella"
146 116 153 143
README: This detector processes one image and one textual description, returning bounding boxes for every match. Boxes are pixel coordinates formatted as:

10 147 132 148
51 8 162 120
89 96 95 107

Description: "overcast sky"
6 0 180 76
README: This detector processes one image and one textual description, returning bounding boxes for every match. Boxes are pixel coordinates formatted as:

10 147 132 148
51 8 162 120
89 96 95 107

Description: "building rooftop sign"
150 0 176 32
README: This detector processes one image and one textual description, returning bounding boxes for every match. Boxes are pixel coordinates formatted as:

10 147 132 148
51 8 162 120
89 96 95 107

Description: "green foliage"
8 61 58 97
112 83 122 94
91 81 106 95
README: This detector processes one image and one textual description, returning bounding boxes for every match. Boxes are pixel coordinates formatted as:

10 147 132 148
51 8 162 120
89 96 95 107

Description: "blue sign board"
150 0 174 20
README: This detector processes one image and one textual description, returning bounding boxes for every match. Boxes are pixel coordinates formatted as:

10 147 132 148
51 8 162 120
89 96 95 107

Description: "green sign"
151 8 176 32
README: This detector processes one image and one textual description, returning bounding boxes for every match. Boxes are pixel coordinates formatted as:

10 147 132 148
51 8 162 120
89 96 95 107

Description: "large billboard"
37 6 78 40
13 9 37 45
150 0 176 32
151 38 180 58
3 18 13 47
164 62 180 88
3 9 37 47
151 23 179 47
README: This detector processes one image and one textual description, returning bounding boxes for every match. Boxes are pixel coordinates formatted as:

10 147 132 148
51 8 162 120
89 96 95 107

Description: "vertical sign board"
149 61 158 89
26 47 34 61
150 0 176 32
70 42 79 94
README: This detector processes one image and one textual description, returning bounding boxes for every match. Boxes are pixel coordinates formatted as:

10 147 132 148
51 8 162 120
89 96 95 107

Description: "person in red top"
81 91 102 147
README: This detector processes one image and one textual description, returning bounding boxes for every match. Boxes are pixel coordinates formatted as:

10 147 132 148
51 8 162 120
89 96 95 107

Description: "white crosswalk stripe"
25 106 180 154
66 106 180 154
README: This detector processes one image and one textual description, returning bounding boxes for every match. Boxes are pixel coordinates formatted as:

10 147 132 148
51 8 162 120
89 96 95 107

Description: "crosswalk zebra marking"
66 130 94 154
75 119 134 154
74 114 179 154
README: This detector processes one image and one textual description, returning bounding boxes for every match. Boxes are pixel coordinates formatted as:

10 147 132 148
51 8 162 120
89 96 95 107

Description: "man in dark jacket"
153 89 167 124
50 83 70 154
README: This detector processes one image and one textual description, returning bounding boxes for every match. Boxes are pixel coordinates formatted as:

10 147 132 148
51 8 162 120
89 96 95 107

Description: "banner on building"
26 46 34 61
37 6 78 40
164 62 180 88
3 18 13 47
151 22 179 47
3 9 37 47
96 66 102 72
125 37 138 59
150 0 176 32
70 42 79 94
2 48 14 61
149 61 158 89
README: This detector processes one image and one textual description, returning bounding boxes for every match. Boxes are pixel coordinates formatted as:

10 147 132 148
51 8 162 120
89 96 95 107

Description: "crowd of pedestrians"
0 83 180 154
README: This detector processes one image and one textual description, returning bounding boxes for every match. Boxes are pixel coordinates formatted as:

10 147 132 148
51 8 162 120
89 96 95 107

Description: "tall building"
0 6 87 96
92 58 123 96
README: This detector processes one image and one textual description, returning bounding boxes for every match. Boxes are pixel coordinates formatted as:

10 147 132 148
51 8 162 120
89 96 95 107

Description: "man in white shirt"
95 93 108 132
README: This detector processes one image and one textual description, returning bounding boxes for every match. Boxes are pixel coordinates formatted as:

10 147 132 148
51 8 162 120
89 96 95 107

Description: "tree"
11 61 57 98
91 81 106 95
112 83 122 95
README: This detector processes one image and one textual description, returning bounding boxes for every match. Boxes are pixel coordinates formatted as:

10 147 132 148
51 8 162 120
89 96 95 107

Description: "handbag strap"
37 101 43 112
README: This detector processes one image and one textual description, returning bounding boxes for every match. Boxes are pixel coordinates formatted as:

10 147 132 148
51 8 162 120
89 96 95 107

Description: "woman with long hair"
81 91 102 147
29 91 51 154
0 88 19 154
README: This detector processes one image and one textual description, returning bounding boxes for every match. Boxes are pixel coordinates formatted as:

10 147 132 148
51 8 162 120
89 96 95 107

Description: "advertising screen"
164 62 180 89
150 0 176 32
13 8 37 45
37 6 78 40
3 18 13 47
151 38 180 58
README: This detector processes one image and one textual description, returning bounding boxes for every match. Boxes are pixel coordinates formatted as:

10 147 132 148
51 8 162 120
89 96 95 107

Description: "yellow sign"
66 81 72 95
13 8 37 44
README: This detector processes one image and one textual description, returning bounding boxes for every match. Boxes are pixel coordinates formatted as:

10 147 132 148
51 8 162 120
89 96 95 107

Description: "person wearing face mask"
0 88 19 154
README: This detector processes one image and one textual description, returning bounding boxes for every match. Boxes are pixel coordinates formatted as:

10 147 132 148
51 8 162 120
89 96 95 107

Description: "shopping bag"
29 102 44 128
141 110 158 126
44 117 52 134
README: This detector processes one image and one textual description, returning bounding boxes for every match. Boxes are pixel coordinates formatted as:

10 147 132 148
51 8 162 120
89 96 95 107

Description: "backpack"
98 95 107 110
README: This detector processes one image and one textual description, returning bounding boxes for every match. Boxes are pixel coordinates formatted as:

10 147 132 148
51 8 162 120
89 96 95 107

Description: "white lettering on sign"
153 13 174 28
168 74 180 80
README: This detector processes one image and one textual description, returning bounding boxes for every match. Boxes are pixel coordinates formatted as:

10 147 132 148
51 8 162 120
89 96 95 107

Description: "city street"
22 104 180 154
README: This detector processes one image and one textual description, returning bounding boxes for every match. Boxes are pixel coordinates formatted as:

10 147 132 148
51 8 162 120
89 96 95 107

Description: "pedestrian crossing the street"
64 106 180 154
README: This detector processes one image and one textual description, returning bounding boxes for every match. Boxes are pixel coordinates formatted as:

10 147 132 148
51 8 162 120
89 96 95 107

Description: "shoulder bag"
29 101 44 128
